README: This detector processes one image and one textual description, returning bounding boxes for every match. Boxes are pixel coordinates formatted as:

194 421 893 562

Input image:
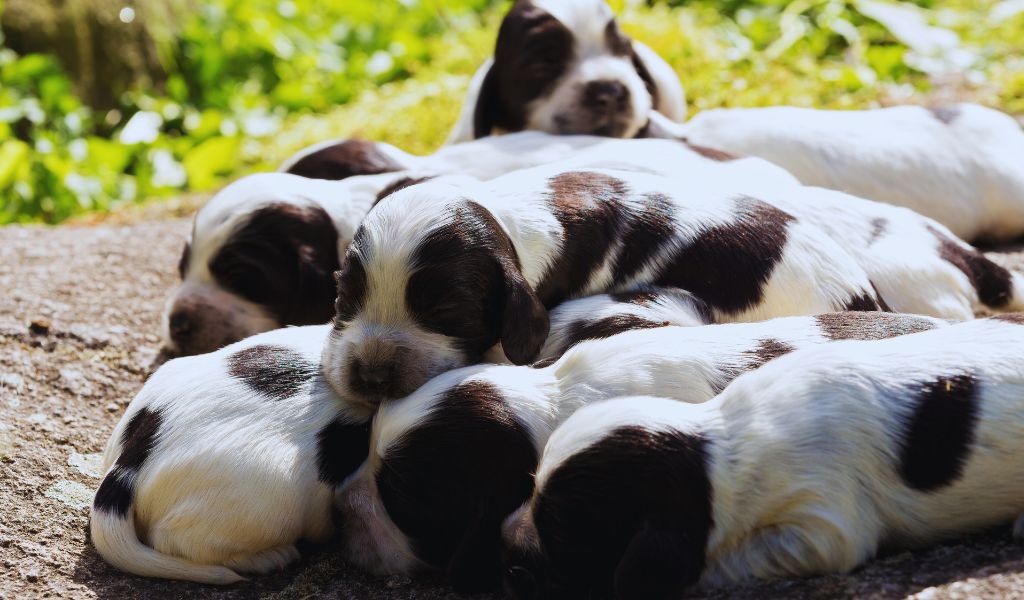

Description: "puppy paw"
226 545 301 574
1013 514 1024 541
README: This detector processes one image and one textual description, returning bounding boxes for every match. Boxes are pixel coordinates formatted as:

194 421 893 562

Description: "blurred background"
0 0 1021 225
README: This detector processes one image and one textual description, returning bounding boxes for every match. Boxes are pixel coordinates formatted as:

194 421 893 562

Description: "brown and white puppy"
504 315 1024 600
163 172 396 358
671 104 1024 242
335 311 947 591
322 162 1024 409
164 134 795 359
446 0 686 143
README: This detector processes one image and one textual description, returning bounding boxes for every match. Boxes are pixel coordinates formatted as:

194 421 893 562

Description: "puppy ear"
501 272 550 365
447 506 503 593
613 520 701 600
630 41 687 123
473 62 503 139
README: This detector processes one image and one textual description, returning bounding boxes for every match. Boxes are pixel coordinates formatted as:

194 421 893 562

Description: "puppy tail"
90 469 245 585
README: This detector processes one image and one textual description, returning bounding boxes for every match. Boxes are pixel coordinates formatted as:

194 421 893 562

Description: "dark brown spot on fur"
559 315 670 356
868 218 888 245
610 289 660 306
285 139 405 180
929 106 961 125
93 407 164 516
316 417 372 485
744 338 795 370
684 142 739 162
177 241 191 279
528 426 712 599
373 175 436 207
538 172 631 305
815 312 940 341
209 203 340 325
843 292 884 312
227 344 318 400
992 313 1024 324
928 225 1014 308
899 373 979 491
655 196 794 315
377 380 537 592
613 192 675 285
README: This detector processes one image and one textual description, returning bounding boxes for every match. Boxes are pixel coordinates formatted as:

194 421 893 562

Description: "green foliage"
0 0 1022 224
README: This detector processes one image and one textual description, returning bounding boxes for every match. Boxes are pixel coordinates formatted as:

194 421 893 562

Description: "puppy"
671 104 1024 242
164 172 396 358
446 0 686 143
322 162 1024 408
504 314 1024 600
166 135 797 358
335 311 947 591
90 325 372 584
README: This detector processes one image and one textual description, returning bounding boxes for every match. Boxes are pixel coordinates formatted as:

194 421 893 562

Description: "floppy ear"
445 58 500 144
473 62 503 139
613 520 701 600
501 272 550 365
630 41 687 124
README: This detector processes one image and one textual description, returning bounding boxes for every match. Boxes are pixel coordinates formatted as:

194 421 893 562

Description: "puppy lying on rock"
503 315 1024 600
334 311 946 592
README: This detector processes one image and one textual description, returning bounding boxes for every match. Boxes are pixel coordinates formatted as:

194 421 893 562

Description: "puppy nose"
168 311 193 342
584 80 629 110
357 361 392 385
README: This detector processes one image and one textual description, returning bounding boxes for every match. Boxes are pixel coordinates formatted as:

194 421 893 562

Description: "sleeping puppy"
663 104 1024 242
504 314 1024 600
446 0 686 143
90 325 372 584
163 172 396 358
335 311 947 591
165 134 796 359
322 163 1024 409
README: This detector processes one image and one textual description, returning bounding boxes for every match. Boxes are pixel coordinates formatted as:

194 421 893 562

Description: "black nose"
357 361 392 385
350 358 395 397
584 80 629 111
168 311 193 342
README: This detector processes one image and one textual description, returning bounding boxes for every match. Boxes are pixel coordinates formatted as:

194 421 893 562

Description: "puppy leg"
705 518 870 585
225 545 301 574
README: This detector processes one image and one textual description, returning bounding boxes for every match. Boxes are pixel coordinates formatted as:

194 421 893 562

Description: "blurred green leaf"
183 136 242 190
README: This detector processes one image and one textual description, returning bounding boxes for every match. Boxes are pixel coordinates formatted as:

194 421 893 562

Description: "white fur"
446 0 686 143
90 325 372 584
337 311 948 574
677 104 1024 241
535 317 1024 587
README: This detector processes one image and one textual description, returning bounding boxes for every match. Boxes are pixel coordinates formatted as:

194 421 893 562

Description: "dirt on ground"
1 216 1023 600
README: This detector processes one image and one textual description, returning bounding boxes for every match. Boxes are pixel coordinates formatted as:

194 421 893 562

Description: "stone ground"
1 214 1023 600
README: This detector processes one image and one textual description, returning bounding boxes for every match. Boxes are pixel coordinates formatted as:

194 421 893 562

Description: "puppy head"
162 174 341 357
337 373 540 592
322 180 549 409
504 396 714 600
473 0 658 139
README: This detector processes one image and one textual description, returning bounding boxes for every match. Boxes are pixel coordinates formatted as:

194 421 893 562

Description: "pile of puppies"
91 0 1024 597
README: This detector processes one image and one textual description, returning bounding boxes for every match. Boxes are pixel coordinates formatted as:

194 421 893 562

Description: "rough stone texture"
0 217 1022 599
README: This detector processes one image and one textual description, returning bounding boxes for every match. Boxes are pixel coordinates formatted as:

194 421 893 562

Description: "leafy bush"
1 0 1022 224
